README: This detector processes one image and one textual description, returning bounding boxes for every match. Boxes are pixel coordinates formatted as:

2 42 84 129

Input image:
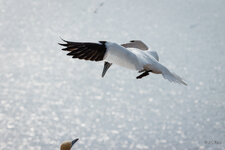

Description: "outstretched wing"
121 40 148 50
59 39 107 61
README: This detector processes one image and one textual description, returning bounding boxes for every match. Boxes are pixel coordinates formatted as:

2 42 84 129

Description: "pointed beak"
71 138 79 147
102 62 112 77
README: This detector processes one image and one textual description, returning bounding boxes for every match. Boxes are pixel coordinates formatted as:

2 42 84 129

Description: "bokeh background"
0 0 225 149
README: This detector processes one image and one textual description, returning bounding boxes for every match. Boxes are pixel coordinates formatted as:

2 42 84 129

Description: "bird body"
105 42 162 73
104 42 139 70
59 39 187 85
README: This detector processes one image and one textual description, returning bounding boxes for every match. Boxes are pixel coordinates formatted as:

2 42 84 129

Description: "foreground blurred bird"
59 39 187 85
60 138 79 150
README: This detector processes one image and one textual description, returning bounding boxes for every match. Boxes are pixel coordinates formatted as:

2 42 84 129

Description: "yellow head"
60 138 79 150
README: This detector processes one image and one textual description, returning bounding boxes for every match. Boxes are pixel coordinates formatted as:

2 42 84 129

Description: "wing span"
59 39 107 61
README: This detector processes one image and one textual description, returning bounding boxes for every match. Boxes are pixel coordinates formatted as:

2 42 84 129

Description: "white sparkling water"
0 0 225 149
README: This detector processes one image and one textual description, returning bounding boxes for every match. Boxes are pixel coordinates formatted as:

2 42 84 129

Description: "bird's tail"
161 67 187 86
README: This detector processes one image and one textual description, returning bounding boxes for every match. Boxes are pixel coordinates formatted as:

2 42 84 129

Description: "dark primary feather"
59 39 107 61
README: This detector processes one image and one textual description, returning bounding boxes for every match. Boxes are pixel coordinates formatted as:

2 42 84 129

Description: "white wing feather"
121 40 148 50
148 51 159 61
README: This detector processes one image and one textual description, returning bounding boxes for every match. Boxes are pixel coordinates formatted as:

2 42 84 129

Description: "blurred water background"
0 0 225 149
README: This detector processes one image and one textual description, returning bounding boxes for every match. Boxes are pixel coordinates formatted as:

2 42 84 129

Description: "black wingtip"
58 43 64 46
58 37 70 49
59 37 70 45
58 43 68 46
59 36 66 42
71 138 79 146
58 36 67 46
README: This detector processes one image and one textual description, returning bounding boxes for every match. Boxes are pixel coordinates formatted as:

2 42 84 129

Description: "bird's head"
60 138 79 150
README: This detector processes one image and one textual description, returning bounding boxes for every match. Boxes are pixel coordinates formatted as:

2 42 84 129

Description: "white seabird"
59 39 187 85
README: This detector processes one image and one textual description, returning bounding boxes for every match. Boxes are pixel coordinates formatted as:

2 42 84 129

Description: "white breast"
104 42 140 70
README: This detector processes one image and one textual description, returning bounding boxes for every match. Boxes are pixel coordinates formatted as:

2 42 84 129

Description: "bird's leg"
102 61 112 77
136 70 152 79
136 71 149 79
138 69 145 73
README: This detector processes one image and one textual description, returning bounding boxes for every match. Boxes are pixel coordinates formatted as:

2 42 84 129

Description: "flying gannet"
59 39 187 85
60 138 79 150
